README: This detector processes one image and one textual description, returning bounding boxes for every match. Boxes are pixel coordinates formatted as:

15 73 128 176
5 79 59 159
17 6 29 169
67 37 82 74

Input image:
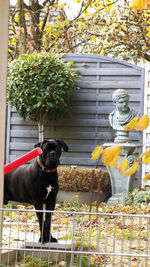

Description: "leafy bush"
58 166 111 193
7 52 80 140
124 188 150 206
7 52 79 122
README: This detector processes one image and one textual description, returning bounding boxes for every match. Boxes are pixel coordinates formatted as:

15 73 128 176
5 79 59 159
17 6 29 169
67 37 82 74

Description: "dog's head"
35 139 68 170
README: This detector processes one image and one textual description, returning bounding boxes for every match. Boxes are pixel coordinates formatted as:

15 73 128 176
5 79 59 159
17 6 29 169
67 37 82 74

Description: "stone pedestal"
114 130 130 143
103 143 142 204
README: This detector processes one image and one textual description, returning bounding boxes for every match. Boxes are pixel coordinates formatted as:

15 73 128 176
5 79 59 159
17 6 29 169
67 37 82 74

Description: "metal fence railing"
1 207 150 266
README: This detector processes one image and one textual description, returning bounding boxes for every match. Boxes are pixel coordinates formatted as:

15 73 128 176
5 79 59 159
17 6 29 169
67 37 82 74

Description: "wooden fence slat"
78 81 141 89
79 68 141 76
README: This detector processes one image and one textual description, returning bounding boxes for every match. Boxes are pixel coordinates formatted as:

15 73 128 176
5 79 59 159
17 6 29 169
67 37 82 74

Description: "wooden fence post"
0 0 9 263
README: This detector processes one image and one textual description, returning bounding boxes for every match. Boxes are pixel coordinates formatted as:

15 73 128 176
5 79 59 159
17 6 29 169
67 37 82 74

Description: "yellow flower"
91 146 103 160
137 148 150 161
143 156 150 164
102 146 121 167
124 162 139 176
109 156 119 170
119 159 129 174
124 117 138 131
134 115 150 131
143 173 150 182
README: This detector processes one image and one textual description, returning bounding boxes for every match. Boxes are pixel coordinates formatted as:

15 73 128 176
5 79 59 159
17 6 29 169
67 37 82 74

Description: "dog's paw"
39 235 58 243
38 237 42 243
50 236 58 243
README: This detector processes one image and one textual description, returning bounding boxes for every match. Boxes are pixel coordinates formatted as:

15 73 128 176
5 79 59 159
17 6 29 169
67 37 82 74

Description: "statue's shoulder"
109 110 116 117
109 110 116 127
130 107 140 117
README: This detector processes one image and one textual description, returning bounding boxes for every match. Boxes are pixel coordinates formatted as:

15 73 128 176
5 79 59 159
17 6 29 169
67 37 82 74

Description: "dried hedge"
58 166 111 193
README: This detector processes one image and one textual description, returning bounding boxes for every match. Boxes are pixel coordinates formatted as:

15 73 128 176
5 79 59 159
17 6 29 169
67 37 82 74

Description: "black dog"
4 139 68 243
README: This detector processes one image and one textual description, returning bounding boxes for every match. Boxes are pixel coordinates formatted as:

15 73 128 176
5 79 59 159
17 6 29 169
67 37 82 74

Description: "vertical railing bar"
145 217 149 267
23 209 29 265
63 212 70 264
87 214 92 267
37 211 42 267
137 216 142 267
120 216 125 267
128 215 134 267
54 210 59 267
28 210 37 265
79 214 85 267
7 208 13 266
39 210 45 265
33 211 37 262
112 216 117 267
15 210 20 265
104 216 109 267
95 215 101 267
70 213 76 266
49 210 56 266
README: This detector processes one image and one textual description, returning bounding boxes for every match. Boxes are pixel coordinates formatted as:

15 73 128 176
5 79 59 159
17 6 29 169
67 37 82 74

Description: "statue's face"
115 96 129 113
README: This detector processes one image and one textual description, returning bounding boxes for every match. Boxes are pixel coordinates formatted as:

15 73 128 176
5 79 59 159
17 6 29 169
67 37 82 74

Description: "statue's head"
112 89 129 104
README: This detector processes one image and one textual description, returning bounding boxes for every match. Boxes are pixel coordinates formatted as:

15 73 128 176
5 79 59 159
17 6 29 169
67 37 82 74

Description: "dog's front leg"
43 198 57 243
43 208 57 243
35 203 45 243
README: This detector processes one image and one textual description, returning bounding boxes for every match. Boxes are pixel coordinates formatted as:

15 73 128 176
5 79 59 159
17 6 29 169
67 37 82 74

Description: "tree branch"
40 0 56 8
41 4 50 32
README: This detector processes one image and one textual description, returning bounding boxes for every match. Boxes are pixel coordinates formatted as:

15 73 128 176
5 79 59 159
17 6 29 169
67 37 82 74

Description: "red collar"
37 157 57 173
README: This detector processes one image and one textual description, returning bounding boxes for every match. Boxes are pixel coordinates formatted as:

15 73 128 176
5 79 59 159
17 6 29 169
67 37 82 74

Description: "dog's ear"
34 142 41 148
34 140 48 148
56 139 69 152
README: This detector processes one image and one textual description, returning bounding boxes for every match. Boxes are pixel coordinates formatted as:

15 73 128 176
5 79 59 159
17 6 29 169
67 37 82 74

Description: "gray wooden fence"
5 54 145 168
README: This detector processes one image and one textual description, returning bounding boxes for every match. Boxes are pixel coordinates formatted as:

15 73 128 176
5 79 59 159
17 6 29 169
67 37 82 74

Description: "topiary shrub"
7 52 80 141
58 166 111 195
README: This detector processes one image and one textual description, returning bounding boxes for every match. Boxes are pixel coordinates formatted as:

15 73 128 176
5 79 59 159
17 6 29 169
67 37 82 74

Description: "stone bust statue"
109 89 139 142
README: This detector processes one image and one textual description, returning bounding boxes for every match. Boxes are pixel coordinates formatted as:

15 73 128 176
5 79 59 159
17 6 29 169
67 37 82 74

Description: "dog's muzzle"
37 157 57 173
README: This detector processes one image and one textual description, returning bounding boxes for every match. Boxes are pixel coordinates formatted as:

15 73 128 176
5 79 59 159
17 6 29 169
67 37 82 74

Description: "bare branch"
40 0 56 8
23 2 30 10
41 4 50 32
